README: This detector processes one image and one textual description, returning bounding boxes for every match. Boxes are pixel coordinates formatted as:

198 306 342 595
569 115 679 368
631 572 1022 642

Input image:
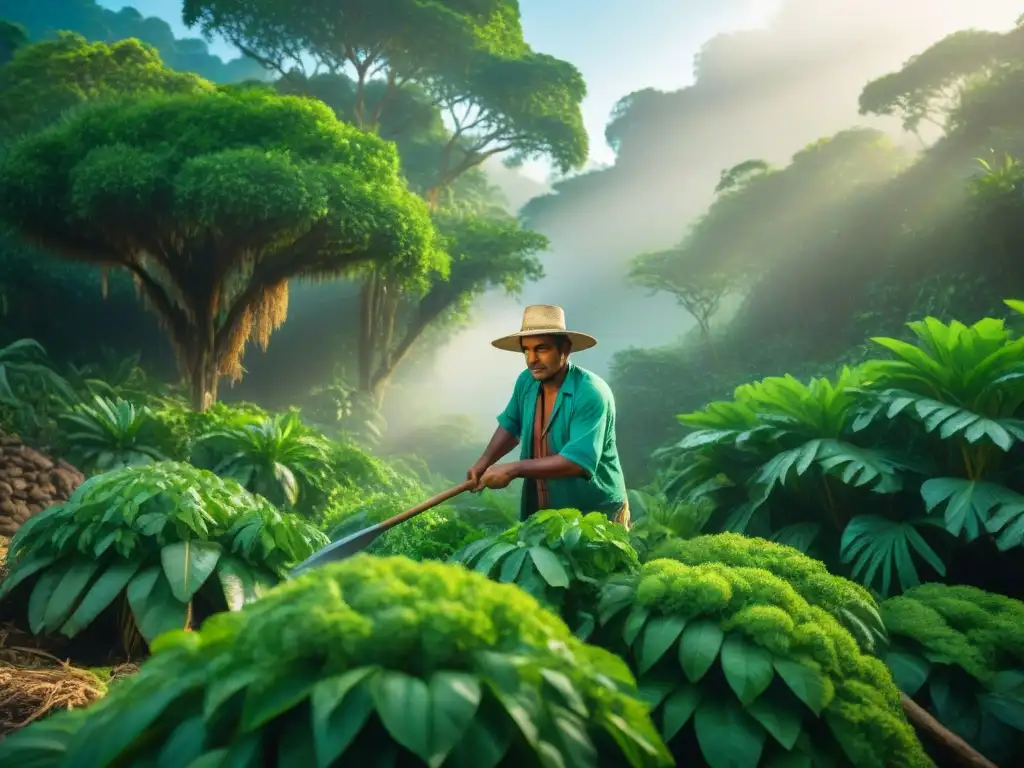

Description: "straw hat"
491 305 597 353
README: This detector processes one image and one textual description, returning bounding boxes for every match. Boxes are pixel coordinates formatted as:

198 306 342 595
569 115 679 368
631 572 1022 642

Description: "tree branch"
900 693 996 768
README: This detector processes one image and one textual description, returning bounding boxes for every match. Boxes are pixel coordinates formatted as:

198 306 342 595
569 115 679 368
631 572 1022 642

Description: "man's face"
522 335 568 381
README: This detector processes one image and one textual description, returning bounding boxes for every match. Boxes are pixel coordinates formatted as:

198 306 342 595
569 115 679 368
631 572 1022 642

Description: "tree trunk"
188 342 220 412
900 693 997 768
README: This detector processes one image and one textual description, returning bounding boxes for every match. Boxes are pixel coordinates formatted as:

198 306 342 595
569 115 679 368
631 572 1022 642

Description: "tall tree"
182 0 588 195
858 28 1023 139
0 89 442 410
185 2 581 403
628 249 731 355
0 33 215 136
359 209 546 402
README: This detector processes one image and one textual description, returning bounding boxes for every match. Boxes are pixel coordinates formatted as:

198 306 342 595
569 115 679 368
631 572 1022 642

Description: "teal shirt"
496 363 627 521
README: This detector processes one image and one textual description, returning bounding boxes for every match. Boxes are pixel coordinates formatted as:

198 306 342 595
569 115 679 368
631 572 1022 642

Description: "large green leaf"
884 649 931 696
60 559 141 637
720 634 775 705
214 555 261 611
679 620 724 683
528 546 570 588
27 562 70 634
126 566 189 642
160 540 223 602
310 667 377 767
240 664 321 733
921 478 1024 549
425 672 482 767
693 695 766 768
0 552 55 600
773 659 830 716
746 687 803 750
660 683 702 741
371 670 433 760
41 559 101 633
753 438 905 498
637 615 687 675
839 515 947 596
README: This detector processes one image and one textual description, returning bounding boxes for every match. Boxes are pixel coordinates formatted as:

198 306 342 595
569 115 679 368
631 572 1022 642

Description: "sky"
100 0 782 178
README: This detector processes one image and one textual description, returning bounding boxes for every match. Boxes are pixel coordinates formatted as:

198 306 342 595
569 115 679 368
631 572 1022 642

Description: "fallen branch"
900 692 997 768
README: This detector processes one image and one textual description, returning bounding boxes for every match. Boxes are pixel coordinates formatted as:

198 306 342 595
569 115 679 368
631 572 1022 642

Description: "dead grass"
0 626 138 738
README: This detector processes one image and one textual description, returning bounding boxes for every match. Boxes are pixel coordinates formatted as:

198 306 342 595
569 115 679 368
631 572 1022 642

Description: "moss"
652 533 886 651
653 533 875 615
880 583 1024 682
1 557 671 766
634 558 930 767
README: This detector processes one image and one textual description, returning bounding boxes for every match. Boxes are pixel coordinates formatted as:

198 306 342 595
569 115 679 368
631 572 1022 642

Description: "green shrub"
56 394 174 472
880 583 1024 764
652 533 887 654
626 489 711 561
0 556 674 767
597 558 931 767
452 509 640 639
0 461 327 653
189 410 334 513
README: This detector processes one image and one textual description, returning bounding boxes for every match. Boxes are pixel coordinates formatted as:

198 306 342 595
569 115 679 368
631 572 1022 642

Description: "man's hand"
467 458 490 492
478 463 518 490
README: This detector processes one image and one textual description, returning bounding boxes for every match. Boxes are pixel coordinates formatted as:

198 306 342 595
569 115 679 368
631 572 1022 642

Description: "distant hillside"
0 0 265 83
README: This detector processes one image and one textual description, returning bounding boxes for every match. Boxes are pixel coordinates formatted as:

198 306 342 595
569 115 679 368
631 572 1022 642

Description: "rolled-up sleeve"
558 394 607 479
497 388 522 438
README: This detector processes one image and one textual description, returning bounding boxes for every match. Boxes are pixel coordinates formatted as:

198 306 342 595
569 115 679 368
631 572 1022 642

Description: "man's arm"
506 454 587 480
476 425 520 468
469 382 524 484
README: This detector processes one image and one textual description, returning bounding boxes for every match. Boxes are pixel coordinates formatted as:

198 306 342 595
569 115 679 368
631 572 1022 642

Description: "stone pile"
0 434 84 538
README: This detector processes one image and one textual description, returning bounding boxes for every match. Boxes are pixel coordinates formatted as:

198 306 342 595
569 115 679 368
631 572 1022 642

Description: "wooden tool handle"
379 479 475 531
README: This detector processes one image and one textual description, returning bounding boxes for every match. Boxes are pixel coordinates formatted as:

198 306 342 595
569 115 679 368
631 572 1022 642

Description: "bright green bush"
597 558 931 767
0 462 327 651
451 509 640 639
880 583 1024 764
0 556 674 767
652 533 887 654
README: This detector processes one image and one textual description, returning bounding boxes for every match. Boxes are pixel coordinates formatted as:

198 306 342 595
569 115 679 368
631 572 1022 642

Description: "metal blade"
288 523 384 578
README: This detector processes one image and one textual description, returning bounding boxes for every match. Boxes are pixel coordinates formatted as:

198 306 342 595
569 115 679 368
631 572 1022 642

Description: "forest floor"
0 537 132 738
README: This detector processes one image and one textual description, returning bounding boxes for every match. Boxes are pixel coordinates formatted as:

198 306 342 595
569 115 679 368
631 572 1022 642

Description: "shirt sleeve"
496 380 523 438
558 392 608 479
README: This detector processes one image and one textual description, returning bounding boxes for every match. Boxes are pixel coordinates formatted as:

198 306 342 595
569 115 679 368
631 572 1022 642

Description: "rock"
0 434 83 538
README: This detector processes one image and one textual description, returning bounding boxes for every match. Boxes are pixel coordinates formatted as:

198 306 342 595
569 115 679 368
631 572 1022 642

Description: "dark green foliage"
189 410 334 513
0 462 327 650
626 489 711 562
656 309 1024 599
0 338 76 441
451 509 640 639
57 394 173 472
880 584 1024 764
0 556 674 767
597 557 932 767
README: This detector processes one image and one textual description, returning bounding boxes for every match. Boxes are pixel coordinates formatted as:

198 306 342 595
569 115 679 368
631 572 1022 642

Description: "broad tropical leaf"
0 462 326 647
839 515 947 597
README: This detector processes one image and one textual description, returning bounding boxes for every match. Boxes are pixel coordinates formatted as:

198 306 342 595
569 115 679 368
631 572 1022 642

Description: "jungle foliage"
655 308 1024 599
611 20 1024 483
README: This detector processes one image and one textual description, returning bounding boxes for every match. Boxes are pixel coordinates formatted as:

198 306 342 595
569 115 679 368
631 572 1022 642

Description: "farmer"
467 304 630 527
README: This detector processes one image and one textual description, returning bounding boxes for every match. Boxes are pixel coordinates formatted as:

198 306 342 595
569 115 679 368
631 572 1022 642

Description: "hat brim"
491 329 597 353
